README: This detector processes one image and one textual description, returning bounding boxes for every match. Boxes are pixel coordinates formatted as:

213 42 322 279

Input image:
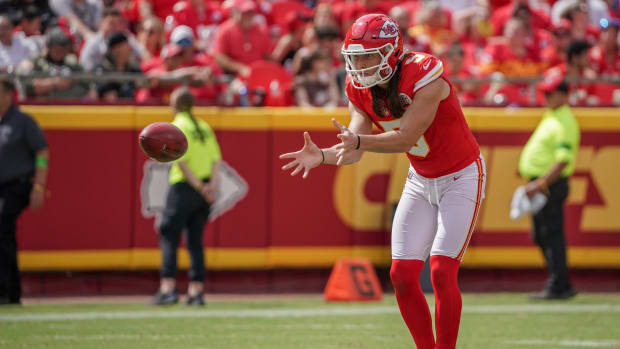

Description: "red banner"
17 106 620 270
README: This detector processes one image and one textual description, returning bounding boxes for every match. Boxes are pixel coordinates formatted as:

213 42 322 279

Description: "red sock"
430 255 462 349
390 259 435 349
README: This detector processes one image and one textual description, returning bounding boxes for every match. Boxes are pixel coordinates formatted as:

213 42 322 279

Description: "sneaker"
151 290 179 305
529 288 577 300
185 292 205 306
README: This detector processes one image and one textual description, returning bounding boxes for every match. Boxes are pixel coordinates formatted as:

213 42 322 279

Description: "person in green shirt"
518 76 580 300
152 87 222 306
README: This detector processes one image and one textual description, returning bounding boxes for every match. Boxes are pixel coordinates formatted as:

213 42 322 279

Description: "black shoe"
529 288 577 300
185 292 205 306
151 290 179 305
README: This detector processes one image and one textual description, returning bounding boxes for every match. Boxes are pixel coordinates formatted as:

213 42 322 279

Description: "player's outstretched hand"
332 118 358 165
279 131 322 179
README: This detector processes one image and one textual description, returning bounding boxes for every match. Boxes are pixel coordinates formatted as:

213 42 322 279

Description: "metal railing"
2 72 620 107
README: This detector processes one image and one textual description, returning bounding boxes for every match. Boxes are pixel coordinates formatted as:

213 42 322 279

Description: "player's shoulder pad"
401 52 444 93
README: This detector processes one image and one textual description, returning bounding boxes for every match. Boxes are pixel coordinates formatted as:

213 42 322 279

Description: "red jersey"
345 52 480 178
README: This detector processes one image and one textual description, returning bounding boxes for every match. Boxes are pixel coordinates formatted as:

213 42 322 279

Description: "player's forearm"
322 145 362 165
358 130 420 154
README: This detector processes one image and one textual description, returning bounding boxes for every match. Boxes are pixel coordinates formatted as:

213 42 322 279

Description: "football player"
280 14 486 349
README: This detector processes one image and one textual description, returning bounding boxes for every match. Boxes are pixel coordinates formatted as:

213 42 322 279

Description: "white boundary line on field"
507 339 619 347
0 304 619 322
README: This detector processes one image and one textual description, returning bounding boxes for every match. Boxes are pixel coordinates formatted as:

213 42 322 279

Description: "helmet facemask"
342 42 395 89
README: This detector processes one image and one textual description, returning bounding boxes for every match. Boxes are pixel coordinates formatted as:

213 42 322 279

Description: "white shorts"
391 156 486 261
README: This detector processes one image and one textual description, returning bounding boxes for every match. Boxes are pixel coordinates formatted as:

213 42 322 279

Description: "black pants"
0 177 32 304
530 177 573 293
158 181 210 282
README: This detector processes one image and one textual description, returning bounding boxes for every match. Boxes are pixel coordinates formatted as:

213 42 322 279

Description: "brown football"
139 122 188 162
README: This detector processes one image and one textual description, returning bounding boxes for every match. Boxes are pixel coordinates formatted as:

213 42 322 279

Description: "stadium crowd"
0 0 619 106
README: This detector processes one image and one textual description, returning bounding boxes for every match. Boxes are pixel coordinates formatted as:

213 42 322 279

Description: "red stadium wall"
16 106 620 271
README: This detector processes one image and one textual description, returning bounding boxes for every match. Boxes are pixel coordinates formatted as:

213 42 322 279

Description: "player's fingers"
303 131 312 147
336 155 343 166
334 143 343 150
332 118 347 132
279 151 301 159
302 168 310 179
291 164 304 176
281 160 298 170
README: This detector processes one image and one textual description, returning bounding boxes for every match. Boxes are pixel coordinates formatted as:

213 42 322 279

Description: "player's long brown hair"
369 59 404 119
171 87 206 143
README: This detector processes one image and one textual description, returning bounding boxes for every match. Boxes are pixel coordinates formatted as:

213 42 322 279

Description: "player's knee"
390 259 424 292
430 255 460 291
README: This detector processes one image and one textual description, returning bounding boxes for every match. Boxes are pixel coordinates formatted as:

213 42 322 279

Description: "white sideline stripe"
508 339 619 347
1 304 619 322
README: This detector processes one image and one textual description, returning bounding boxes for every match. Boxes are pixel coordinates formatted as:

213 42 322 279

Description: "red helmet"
342 14 404 89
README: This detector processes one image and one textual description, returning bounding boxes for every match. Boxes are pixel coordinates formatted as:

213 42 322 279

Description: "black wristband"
320 149 325 164
355 135 360 150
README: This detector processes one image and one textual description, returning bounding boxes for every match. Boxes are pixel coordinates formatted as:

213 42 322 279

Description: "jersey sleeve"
401 53 445 94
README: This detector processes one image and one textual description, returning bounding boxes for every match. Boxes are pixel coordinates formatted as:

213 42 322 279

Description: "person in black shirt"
0 78 48 305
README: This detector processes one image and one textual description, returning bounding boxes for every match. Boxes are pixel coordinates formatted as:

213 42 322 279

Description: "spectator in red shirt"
165 0 224 52
589 18 620 105
443 42 481 105
138 0 177 22
169 24 225 102
559 1 600 44
589 18 620 75
211 0 274 77
491 0 551 36
339 0 394 35
137 16 164 71
409 1 457 57
543 40 598 106
389 5 431 53
512 3 555 53
543 19 574 67
479 18 547 105
452 6 493 76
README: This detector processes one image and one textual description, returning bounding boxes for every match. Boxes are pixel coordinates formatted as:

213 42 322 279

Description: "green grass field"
1 293 619 349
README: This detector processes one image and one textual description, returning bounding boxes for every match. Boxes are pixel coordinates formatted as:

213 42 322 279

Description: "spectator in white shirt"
0 16 38 72
79 8 147 72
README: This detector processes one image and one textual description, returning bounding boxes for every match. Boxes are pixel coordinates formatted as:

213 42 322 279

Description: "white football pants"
391 156 486 261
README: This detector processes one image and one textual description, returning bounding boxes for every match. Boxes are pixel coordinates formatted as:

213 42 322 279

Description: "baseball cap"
46 27 71 47
161 43 183 59
170 25 194 47
538 74 567 94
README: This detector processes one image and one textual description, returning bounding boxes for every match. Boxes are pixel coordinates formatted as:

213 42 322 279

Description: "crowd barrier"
17 106 620 271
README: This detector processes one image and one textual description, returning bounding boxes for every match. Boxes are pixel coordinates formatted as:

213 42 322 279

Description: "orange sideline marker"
323 257 383 302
